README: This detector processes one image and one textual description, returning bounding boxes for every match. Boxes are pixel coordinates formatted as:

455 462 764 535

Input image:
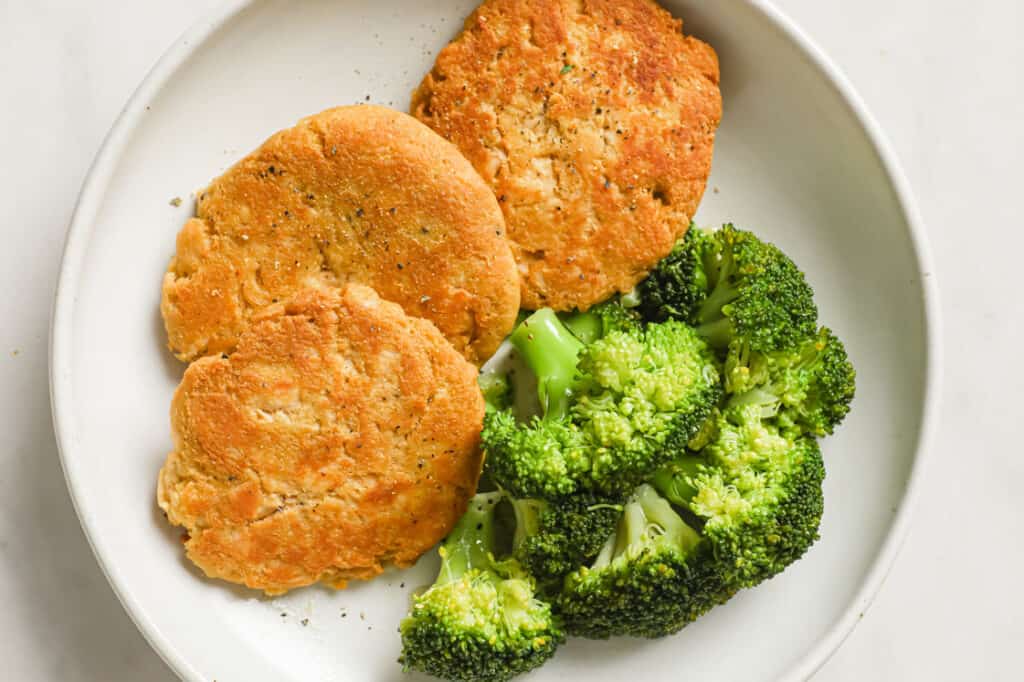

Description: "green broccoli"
636 224 709 323
638 224 818 354
482 308 720 500
509 494 624 594
652 405 825 589
725 326 856 436
479 371 512 412
399 492 564 682
558 406 825 640
558 484 729 638
559 299 642 344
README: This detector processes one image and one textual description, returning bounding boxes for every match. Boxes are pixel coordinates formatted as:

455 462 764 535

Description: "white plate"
50 1 940 680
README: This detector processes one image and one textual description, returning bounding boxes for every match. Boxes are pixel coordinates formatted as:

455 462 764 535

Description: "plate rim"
48 1 942 680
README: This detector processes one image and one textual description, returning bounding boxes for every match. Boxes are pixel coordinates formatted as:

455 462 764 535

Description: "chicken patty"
157 284 485 595
412 0 721 311
161 105 519 365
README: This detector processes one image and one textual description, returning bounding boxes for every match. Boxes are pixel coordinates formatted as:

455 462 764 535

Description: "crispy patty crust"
412 0 721 310
162 105 519 364
158 284 485 594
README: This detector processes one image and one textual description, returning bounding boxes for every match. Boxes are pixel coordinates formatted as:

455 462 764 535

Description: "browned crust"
157 284 485 595
161 105 519 365
412 0 721 310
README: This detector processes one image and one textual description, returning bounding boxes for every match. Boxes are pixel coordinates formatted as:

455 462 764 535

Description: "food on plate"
401 224 856 679
637 223 819 353
557 483 724 638
399 492 565 682
722 326 857 437
149 0 860 674
161 104 519 365
561 411 825 638
411 0 722 311
506 491 623 596
157 284 484 594
481 305 721 500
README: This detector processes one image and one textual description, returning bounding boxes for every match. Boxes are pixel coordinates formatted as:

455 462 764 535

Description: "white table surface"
1 0 1020 679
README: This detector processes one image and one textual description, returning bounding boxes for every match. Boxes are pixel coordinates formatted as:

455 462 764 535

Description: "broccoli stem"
510 309 584 421
620 499 649 553
695 239 739 325
589 485 700 570
591 535 616 570
559 311 603 344
696 282 739 325
695 317 734 348
511 498 547 552
437 492 503 584
651 457 703 508
619 287 642 308
591 500 638 570
635 485 701 552
727 386 780 415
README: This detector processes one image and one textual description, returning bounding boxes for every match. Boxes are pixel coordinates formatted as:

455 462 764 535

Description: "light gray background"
1 0 1020 679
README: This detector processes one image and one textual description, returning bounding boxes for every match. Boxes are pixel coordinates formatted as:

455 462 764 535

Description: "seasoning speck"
359 612 366 620
301 618 309 627
169 197 182 207
560 64 574 75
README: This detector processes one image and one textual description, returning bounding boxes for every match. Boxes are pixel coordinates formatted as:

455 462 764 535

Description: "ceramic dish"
50 0 940 679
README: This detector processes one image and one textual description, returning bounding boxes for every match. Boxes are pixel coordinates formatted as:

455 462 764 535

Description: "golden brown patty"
157 284 485 595
412 0 721 311
161 105 519 365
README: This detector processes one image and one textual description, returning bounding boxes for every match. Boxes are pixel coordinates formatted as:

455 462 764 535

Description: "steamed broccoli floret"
510 494 624 594
559 407 825 640
558 484 727 639
399 492 564 682
482 309 720 500
637 225 709 323
652 405 825 589
724 327 856 437
638 225 818 354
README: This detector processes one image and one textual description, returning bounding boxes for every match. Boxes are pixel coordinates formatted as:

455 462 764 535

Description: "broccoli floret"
560 405 825 640
639 225 818 354
510 494 624 594
558 484 728 638
724 327 856 437
399 492 564 682
482 309 721 500
637 225 710 323
652 405 825 589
